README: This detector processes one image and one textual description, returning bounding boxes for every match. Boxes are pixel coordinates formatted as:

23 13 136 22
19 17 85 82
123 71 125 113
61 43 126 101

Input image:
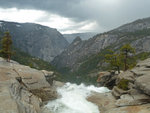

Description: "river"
44 83 110 113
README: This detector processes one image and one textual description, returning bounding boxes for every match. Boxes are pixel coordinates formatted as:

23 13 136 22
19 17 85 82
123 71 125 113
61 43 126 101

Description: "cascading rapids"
44 83 110 113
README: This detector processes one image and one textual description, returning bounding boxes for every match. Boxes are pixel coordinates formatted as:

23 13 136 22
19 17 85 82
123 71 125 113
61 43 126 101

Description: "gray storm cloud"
0 0 150 32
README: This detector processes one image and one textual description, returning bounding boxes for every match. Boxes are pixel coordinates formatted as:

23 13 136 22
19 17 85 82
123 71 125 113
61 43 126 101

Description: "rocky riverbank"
0 56 150 113
95 58 150 113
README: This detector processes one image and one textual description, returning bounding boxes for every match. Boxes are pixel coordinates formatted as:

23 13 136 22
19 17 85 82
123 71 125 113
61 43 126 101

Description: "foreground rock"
87 92 116 113
97 71 117 89
95 58 150 113
88 92 150 113
0 57 58 113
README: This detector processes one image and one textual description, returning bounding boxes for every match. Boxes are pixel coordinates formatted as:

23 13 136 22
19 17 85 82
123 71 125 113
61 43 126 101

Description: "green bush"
117 78 129 90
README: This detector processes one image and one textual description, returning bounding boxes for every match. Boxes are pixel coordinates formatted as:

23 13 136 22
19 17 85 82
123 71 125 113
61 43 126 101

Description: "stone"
131 58 150 77
109 58 150 112
53 80 65 88
135 75 150 96
116 71 135 84
97 71 117 89
87 92 116 113
10 80 42 113
116 94 134 107
0 57 57 112
105 104 150 113
88 92 150 113
30 87 57 102
42 70 55 85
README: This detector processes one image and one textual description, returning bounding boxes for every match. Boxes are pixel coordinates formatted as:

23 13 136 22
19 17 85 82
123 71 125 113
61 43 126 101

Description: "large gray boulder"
136 76 150 96
97 71 117 89
110 58 150 107
0 57 58 113
132 58 150 96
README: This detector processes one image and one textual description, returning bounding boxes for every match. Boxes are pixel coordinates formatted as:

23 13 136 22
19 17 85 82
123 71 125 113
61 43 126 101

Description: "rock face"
0 20 69 61
132 58 150 96
0 57 57 113
52 17 150 71
112 58 150 106
63 32 97 43
97 71 117 89
91 58 150 113
88 92 150 113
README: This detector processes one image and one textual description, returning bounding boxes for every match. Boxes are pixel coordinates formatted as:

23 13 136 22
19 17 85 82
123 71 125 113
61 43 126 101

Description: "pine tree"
105 49 122 73
105 44 136 73
120 44 135 71
0 32 13 62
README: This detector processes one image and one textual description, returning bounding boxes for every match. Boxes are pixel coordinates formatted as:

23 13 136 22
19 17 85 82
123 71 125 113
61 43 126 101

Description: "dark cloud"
0 0 150 32
0 0 81 18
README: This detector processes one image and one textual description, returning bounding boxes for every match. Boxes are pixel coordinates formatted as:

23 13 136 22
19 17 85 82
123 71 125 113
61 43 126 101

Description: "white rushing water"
44 83 110 113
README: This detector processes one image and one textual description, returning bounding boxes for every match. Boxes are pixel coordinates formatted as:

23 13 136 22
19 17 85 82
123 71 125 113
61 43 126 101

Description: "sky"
0 0 150 34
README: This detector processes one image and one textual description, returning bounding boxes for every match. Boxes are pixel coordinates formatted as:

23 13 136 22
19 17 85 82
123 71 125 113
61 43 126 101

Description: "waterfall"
44 83 110 113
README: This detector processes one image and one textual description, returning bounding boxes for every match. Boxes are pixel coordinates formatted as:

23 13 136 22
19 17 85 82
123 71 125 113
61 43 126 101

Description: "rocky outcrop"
10 79 42 113
88 92 150 113
0 20 69 61
115 61 150 105
111 58 150 106
0 57 58 113
132 58 150 96
52 17 150 71
87 92 116 113
94 58 150 113
97 71 117 89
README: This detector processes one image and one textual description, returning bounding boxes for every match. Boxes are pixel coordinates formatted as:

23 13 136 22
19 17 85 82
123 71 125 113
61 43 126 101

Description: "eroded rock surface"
0 57 57 113
95 58 150 113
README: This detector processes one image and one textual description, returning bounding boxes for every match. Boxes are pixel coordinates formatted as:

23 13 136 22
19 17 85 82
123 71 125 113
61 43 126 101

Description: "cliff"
0 57 58 113
0 21 69 61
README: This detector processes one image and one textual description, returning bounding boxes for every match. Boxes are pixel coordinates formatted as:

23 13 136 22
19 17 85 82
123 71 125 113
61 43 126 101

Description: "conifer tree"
0 32 13 62
120 44 135 71
105 44 136 73
105 49 122 73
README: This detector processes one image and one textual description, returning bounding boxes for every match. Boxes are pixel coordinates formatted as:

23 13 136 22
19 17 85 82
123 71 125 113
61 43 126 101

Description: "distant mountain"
0 20 69 61
52 17 150 74
63 32 97 43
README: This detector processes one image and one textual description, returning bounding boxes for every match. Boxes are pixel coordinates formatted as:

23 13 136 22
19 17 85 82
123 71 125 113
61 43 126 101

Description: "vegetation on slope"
1 28 150 85
55 28 150 84
0 31 65 81
58 45 150 85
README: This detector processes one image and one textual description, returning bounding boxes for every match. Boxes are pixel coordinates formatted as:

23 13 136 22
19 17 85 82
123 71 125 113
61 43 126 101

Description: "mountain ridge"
0 20 69 62
52 17 150 74
63 32 97 43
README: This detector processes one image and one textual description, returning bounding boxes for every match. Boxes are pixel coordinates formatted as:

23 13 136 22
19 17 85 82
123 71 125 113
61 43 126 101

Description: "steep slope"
0 57 58 113
0 20 69 61
0 31 57 73
52 17 150 73
63 32 97 43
